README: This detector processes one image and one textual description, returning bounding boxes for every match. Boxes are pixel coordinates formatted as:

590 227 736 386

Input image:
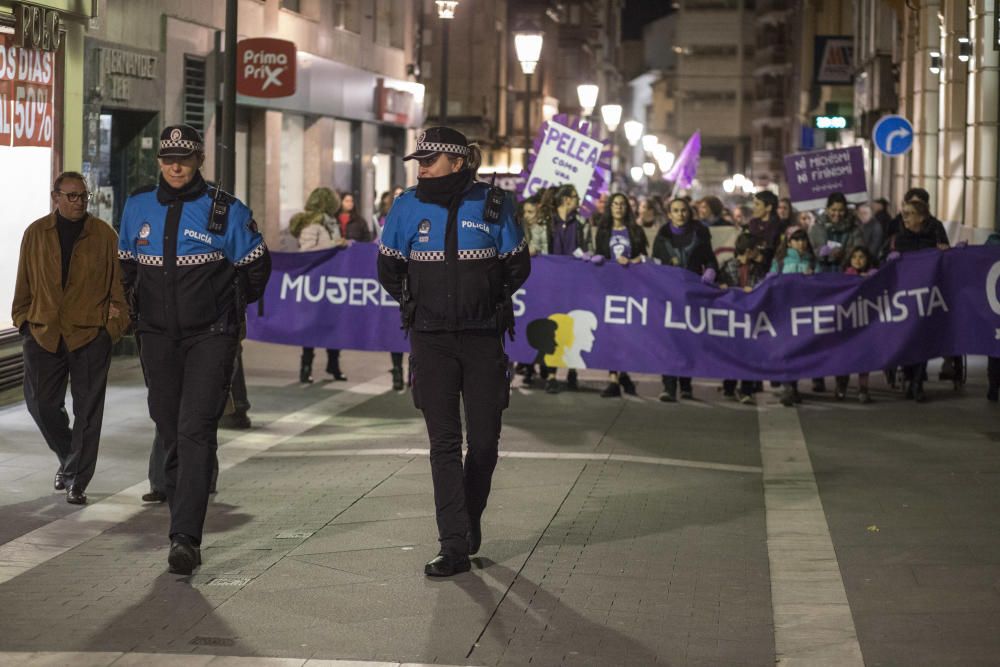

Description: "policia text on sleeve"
377 126 530 577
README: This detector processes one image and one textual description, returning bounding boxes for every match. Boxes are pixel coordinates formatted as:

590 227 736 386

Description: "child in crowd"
769 229 815 406
835 246 876 403
717 233 767 403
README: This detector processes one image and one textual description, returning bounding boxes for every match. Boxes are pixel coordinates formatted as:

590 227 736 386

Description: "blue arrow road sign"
873 115 914 156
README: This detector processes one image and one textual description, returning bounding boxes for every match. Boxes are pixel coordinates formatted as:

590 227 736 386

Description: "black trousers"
228 345 250 413
22 330 112 490
148 427 218 496
662 375 692 395
988 357 1000 393
139 332 236 544
410 330 509 556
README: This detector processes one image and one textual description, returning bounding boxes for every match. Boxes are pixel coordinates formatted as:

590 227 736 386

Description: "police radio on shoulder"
483 173 505 224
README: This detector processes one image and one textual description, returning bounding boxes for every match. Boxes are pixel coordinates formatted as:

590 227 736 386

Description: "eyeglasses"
416 155 440 167
55 190 91 203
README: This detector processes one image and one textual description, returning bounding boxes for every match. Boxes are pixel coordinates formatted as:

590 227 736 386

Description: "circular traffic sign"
872 115 914 156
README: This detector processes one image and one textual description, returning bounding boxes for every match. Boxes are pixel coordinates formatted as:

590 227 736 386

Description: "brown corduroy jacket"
11 212 130 353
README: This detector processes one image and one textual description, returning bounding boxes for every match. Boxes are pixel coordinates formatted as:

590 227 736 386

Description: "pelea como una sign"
236 38 296 98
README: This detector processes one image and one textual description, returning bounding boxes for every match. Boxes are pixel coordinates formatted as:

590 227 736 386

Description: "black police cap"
404 126 470 161
158 124 204 158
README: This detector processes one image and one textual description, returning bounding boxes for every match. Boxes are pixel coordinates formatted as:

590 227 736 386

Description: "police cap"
158 124 204 158
404 126 470 161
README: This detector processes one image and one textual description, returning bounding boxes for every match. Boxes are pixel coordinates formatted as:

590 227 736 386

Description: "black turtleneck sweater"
56 211 87 288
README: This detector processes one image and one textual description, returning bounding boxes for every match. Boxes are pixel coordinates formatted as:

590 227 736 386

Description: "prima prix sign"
236 38 296 98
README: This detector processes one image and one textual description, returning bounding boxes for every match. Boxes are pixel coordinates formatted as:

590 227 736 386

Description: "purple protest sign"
784 145 867 210
247 243 1000 381
520 114 612 219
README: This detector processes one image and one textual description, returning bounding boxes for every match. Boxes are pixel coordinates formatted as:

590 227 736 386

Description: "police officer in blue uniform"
378 127 531 577
119 124 271 575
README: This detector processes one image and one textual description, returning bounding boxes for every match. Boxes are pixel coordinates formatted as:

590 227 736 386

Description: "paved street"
1 342 999 666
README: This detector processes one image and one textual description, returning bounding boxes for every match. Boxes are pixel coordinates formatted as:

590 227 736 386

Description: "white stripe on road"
0 651 474 667
257 447 762 475
758 397 864 666
0 377 391 586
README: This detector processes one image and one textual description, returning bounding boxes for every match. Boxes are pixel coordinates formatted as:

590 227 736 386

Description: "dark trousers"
22 330 112 490
301 347 339 372
228 345 249 413
149 427 218 495
903 362 928 388
662 375 692 395
722 379 755 395
411 330 509 556
988 357 1000 393
139 332 236 544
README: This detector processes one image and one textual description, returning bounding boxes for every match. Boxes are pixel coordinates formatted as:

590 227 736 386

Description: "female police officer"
378 127 530 577
118 124 271 575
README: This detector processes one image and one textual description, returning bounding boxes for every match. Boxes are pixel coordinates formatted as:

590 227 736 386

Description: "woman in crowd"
290 187 348 383
652 197 717 402
377 187 408 389
716 233 767 403
777 197 796 231
884 198 949 402
337 192 373 243
594 193 647 398
835 245 876 403
809 192 865 274
796 209 816 230
769 228 816 406
517 196 548 387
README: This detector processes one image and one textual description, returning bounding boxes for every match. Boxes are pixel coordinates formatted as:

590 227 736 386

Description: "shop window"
280 113 305 229
332 119 353 192
281 0 301 12
334 0 361 33
183 55 207 134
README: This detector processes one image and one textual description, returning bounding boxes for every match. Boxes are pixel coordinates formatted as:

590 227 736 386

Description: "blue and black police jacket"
118 175 271 338
377 180 530 332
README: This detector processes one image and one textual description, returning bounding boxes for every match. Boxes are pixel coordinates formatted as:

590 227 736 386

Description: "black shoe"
566 370 578 391
53 469 66 491
327 366 348 381
545 378 560 394
219 411 251 429
168 534 201 575
66 485 87 505
619 374 637 395
299 364 313 384
658 391 676 403
680 390 694 400
600 382 621 398
391 367 404 391
142 490 167 503
424 552 471 577
468 517 482 556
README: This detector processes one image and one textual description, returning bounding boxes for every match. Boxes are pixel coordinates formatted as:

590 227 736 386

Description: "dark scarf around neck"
415 170 473 207
157 171 207 204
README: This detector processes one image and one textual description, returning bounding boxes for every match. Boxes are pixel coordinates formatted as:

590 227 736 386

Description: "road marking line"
0 377 390 586
758 397 864 666
0 651 477 667
257 448 762 474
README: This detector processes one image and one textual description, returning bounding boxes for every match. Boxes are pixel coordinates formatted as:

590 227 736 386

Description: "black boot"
326 350 347 381
299 362 313 384
391 367 404 391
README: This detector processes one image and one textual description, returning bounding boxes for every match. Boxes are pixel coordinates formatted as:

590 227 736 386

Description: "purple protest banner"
247 243 1000 381
784 145 867 210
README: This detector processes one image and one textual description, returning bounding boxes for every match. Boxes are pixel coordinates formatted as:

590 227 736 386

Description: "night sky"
622 0 673 41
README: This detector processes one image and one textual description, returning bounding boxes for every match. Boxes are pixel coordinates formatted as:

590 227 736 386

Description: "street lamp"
653 144 675 173
515 31 544 151
600 104 622 132
435 1 459 123
630 166 644 183
641 134 658 153
643 161 656 177
577 84 599 116
623 120 644 146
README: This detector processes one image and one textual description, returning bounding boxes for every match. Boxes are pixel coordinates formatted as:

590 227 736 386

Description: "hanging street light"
623 120 644 146
600 104 622 132
643 161 656 177
514 31 544 153
435 1 458 19
630 166 645 182
576 84 599 116
641 134 658 153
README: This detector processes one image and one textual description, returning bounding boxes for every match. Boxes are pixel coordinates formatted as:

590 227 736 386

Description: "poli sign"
872 115 913 156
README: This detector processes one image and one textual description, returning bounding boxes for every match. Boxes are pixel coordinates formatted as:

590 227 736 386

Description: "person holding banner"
809 192 865 274
544 184 588 393
594 193 647 398
652 198 718 402
377 126 531 578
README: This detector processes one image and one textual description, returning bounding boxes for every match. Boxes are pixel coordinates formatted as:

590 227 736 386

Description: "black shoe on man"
168 534 202 575
66 485 87 505
219 411 251 430
53 468 66 491
566 370 578 391
142 490 167 503
424 552 471 577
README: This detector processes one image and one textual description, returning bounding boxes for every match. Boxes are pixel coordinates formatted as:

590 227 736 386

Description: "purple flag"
665 130 701 190
247 244 1000 381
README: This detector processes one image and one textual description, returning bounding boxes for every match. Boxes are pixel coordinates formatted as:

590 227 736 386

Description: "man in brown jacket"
11 171 130 505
